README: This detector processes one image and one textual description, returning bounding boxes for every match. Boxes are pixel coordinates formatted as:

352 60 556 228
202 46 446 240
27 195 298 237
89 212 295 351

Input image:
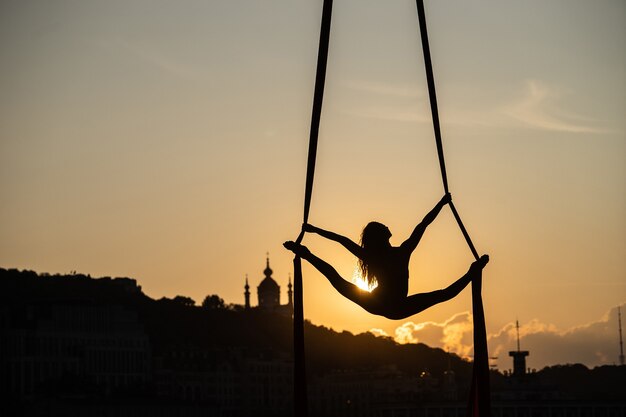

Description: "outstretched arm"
401 193 451 253
304 224 364 259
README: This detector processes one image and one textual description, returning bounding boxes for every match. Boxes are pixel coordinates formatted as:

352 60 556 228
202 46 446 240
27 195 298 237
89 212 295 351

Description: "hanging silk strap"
293 1 333 415
468 270 492 416
415 1 490 415
415 0 478 260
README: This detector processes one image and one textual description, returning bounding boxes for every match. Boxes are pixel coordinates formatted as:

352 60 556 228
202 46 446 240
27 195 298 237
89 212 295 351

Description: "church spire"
244 274 250 310
264 252 273 278
287 273 293 306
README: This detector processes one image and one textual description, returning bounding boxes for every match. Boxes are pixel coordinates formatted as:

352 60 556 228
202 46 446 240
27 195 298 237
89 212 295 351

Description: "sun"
352 267 378 293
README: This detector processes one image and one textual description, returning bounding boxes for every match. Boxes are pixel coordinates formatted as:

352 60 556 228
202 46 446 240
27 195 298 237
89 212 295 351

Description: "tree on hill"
172 295 195 306
202 294 225 309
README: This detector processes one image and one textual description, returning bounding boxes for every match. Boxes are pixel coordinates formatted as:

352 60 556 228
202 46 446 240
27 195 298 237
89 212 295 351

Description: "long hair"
358 221 390 287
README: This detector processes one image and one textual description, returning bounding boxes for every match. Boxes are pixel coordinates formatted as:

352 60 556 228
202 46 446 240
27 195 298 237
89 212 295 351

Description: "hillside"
2 267 625 404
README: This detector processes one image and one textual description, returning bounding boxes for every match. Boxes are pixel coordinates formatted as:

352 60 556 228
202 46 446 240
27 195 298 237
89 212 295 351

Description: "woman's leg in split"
386 255 489 320
284 241 367 307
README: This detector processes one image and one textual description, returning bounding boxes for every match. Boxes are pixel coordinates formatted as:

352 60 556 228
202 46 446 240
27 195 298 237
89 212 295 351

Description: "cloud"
389 304 626 371
98 37 199 81
340 106 432 123
369 328 389 338
393 312 475 357
336 78 616 134
502 79 612 134
341 80 424 99
336 79 431 123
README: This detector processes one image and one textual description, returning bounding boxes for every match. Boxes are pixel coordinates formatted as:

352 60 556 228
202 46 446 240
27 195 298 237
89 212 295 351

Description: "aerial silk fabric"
293 1 333 416
468 271 491 416
415 1 491 414
293 1 491 415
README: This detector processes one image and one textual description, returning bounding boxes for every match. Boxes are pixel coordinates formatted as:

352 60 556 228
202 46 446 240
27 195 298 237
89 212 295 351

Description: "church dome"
257 255 280 309
258 255 279 291
258 276 279 292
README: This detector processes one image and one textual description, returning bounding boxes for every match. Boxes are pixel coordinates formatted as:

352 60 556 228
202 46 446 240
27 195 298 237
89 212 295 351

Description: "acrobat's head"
360 221 392 249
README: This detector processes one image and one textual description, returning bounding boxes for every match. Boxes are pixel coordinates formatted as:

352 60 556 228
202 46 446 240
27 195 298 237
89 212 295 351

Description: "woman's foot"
283 241 311 257
469 254 489 275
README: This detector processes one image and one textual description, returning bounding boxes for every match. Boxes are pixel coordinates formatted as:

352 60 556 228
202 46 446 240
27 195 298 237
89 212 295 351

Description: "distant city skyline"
8 262 623 373
1 0 624 375
5 267 624 416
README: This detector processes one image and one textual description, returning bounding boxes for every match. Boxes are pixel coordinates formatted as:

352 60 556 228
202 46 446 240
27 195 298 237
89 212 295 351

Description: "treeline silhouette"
0 267 474 380
1 267 624 405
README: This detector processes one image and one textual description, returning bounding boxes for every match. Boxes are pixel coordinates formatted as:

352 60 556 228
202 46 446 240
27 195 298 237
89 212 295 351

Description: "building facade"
244 256 293 317
1 301 151 401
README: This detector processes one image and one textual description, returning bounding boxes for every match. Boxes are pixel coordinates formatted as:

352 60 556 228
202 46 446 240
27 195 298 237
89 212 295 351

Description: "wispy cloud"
98 37 199 81
341 79 424 99
337 78 616 134
502 79 612 134
340 106 431 123
336 79 431 123
377 304 626 370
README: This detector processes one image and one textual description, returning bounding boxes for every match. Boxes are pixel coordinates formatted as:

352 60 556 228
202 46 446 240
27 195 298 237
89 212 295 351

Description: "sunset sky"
1 0 624 371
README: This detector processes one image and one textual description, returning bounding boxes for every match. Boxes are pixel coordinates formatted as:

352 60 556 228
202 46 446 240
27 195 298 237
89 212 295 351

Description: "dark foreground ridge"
1 267 625 416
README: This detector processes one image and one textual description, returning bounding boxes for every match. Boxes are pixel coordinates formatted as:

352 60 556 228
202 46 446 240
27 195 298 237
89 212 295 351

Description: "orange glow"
351 266 378 293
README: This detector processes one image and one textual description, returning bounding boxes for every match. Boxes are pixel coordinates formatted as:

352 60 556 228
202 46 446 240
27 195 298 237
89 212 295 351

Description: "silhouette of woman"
284 193 489 320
